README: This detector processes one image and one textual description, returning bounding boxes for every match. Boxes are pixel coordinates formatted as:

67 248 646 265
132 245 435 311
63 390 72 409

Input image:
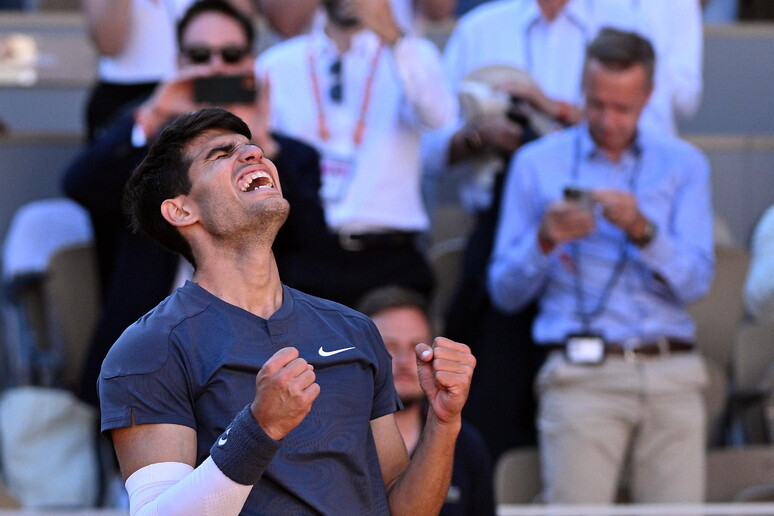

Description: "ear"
161 195 198 228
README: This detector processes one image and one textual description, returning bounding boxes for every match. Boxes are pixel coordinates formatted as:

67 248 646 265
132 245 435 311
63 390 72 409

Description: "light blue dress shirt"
487 124 714 344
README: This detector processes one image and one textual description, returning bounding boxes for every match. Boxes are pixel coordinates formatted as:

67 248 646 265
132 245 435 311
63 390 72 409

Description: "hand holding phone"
563 186 595 213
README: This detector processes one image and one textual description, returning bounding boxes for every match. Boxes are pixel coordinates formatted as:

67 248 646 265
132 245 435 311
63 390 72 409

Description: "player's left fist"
415 337 475 423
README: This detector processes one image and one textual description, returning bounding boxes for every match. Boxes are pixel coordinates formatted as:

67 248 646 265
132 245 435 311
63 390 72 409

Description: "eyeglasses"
182 45 250 64
329 58 343 103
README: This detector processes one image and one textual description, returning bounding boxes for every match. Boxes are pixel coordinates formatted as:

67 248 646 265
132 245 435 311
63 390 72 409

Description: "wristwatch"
631 219 657 248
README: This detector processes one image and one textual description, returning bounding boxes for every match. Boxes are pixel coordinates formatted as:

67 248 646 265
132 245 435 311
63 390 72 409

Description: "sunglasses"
329 58 343 103
183 45 250 64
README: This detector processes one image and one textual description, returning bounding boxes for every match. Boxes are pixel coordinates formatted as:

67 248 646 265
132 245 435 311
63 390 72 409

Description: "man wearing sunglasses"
256 0 456 309
61 0 322 411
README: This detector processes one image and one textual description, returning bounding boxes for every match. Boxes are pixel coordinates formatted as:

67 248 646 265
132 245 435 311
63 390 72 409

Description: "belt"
545 337 695 358
337 231 419 252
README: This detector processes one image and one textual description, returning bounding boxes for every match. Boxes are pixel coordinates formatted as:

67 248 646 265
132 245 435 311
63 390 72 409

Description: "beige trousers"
535 351 709 503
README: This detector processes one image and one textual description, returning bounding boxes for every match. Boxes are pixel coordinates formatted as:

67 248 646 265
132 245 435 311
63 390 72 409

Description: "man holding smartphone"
61 0 322 410
488 28 714 504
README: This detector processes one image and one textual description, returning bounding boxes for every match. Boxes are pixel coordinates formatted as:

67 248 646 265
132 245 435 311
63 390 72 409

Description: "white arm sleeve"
126 458 252 516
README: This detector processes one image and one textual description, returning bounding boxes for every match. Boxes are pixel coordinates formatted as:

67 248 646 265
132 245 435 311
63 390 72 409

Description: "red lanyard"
308 41 383 147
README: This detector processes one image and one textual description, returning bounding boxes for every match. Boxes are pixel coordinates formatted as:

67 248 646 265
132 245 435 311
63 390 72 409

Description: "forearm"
488 236 551 313
387 411 460 516
392 39 455 129
124 405 282 516
448 124 483 164
83 0 132 56
61 112 139 213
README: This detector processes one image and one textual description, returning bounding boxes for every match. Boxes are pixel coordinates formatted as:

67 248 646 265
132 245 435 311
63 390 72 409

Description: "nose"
394 346 416 366
239 143 263 162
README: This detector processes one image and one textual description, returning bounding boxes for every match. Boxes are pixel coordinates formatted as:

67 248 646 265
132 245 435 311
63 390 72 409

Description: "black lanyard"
569 130 642 332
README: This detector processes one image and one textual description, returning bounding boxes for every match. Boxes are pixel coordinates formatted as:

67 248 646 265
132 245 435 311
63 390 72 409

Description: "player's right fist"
251 347 320 440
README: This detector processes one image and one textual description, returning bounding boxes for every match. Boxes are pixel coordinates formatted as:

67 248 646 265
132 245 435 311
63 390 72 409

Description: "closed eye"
205 143 237 162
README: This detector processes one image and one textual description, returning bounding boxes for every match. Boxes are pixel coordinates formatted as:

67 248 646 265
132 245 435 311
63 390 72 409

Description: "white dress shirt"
257 28 455 233
98 0 193 83
629 0 704 133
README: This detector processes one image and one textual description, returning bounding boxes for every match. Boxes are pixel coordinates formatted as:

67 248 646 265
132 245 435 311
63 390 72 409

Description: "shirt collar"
577 122 644 162
313 24 381 60
523 0 593 33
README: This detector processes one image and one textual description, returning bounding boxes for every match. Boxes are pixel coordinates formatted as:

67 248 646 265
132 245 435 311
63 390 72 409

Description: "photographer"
61 0 321 409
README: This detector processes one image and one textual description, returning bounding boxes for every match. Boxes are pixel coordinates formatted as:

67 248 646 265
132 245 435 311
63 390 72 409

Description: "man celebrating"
62 0 322 408
488 28 714 503
100 107 476 515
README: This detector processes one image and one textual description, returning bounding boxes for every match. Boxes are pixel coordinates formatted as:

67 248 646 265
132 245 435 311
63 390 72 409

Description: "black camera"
506 95 539 144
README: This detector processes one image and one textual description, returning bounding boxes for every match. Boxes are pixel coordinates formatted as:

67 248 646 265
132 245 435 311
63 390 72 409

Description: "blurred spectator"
61 0 320 407
257 0 455 39
744 205 774 322
81 0 252 140
257 0 455 308
425 0 638 461
358 285 496 516
488 28 714 503
628 0 704 134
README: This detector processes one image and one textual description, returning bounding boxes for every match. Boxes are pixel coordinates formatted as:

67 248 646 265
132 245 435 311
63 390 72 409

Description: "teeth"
238 170 274 192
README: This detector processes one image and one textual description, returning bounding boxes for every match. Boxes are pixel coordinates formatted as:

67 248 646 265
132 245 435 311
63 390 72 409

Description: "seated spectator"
357 285 495 516
488 28 714 503
61 0 320 406
81 0 252 140
744 204 774 322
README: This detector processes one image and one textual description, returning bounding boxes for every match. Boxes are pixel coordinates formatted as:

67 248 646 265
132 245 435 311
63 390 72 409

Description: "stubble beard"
204 196 290 250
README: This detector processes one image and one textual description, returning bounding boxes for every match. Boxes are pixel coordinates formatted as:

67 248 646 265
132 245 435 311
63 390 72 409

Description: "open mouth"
238 170 275 192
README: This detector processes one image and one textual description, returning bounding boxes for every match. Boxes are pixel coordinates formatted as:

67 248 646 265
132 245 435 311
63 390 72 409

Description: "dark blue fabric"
100 282 401 515
441 422 496 516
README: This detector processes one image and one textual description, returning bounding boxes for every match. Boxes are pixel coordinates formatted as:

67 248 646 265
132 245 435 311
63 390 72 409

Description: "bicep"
112 422 198 481
371 414 410 491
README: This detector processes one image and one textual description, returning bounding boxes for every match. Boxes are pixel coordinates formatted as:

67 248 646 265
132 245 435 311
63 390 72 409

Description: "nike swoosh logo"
318 346 355 357
218 427 231 446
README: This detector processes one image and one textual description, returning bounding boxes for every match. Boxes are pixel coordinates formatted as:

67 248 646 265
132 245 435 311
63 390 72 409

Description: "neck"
394 401 423 455
192 248 284 319
537 0 568 20
324 18 361 53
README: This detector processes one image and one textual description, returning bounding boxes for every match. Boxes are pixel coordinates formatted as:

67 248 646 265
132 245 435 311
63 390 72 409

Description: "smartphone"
193 74 257 104
563 186 595 211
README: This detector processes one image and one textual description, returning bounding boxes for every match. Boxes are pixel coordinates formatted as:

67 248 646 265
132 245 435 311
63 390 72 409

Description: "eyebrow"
204 142 237 161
